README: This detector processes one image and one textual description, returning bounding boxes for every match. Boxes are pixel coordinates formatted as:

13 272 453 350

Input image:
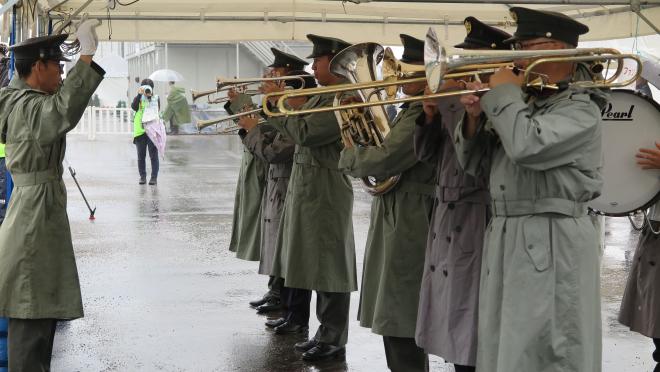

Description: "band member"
240 72 317 329
414 18 510 372
337 34 434 372
0 21 104 370
226 88 266 270
237 49 311 314
619 141 660 372
456 7 609 371
266 34 356 362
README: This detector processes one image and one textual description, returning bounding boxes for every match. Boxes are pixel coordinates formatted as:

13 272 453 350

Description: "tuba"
330 43 400 196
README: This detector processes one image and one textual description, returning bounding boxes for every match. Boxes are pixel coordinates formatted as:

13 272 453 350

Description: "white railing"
71 107 134 140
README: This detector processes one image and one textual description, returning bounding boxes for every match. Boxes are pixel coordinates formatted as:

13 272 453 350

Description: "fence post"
91 107 97 141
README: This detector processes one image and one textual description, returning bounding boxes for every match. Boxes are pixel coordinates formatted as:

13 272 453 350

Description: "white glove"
74 19 102 56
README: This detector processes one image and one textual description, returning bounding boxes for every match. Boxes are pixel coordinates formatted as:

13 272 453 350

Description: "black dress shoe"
139 177 146 185
249 296 270 308
294 338 318 352
302 343 345 361
256 299 283 314
265 317 286 328
274 321 308 335
148 177 157 185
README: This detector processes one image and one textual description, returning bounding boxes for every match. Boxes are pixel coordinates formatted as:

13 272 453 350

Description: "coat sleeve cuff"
480 84 524 118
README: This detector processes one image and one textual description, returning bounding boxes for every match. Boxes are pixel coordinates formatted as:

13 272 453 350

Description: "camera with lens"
140 85 153 96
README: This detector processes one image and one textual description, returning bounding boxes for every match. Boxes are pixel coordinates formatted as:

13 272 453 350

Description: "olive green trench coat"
242 123 294 275
268 92 357 293
227 94 267 261
456 83 608 372
338 101 435 337
0 60 104 319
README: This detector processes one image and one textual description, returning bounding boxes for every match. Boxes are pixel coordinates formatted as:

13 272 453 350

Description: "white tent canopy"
40 0 660 46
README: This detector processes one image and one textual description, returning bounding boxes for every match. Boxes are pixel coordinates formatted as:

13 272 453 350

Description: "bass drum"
589 89 660 216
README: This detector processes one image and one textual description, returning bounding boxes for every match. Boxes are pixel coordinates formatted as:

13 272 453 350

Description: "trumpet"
216 75 311 93
192 88 260 104
263 27 640 118
196 108 264 131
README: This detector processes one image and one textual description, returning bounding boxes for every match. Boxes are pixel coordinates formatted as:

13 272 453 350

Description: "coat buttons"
442 269 448 277
446 236 451 243
448 203 455 210
432 233 436 240
430 265 436 272
455 226 462 233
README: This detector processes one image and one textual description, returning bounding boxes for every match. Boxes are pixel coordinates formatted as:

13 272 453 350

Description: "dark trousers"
8 318 57 372
454 364 475 372
134 134 159 179
267 276 284 299
313 291 350 347
382 336 428 372
0 157 6 224
281 286 311 326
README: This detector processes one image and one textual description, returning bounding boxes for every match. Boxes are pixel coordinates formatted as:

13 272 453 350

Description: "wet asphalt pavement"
48 134 652 371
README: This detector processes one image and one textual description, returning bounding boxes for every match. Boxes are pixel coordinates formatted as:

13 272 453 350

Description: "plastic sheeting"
47 0 660 45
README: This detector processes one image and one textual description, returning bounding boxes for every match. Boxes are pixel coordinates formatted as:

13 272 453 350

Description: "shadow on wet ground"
48 134 651 371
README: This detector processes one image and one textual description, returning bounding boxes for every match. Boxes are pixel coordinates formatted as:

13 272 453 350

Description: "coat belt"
12 168 60 187
395 181 435 196
441 187 490 204
491 198 587 217
294 153 338 171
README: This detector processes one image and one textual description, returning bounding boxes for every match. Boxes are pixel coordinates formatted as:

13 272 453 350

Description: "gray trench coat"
268 92 357 293
456 83 607 372
413 96 490 366
242 124 295 275
227 94 267 261
0 61 104 319
338 101 435 337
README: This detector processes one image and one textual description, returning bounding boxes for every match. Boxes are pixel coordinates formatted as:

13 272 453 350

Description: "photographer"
131 78 163 185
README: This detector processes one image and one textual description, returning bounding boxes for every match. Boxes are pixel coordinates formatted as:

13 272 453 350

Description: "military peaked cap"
454 17 511 50
505 7 589 47
10 34 71 62
399 34 425 63
269 48 309 69
306 34 351 58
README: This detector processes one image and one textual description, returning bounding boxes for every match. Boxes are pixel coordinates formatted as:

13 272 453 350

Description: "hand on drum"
636 142 660 169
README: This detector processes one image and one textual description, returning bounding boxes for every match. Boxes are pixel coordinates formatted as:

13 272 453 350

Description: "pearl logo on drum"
601 103 635 121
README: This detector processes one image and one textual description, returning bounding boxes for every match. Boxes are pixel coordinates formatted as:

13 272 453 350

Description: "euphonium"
329 42 400 196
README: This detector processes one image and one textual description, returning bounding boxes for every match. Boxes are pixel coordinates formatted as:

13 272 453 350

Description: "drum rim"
588 89 660 217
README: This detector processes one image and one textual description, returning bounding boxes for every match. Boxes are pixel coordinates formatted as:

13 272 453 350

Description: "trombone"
263 27 641 117
192 88 260 104
193 74 312 104
196 108 264 131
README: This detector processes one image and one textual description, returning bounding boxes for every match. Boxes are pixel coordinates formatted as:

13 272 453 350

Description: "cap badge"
464 20 472 34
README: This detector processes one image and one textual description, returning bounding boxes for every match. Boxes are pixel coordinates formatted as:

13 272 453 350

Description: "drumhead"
589 89 660 216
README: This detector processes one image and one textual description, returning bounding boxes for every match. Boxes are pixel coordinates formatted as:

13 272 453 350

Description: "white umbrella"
640 52 660 90
149 69 185 82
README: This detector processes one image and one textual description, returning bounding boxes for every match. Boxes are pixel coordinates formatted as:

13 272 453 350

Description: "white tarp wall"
5 0 658 47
